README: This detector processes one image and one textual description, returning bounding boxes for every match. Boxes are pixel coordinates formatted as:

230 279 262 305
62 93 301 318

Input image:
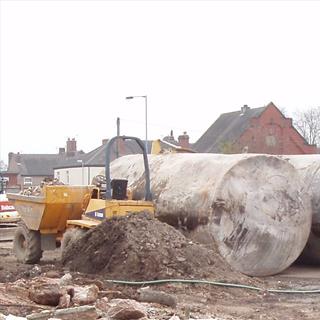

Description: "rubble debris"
20 179 64 196
95 297 109 313
26 276 100 307
29 266 42 278
28 283 63 306
106 299 147 320
0 250 317 320
72 284 99 306
3 315 27 320
43 271 60 279
26 305 98 320
138 287 177 307
20 187 42 197
58 274 72 287
58 293 71 309
62 213 240 281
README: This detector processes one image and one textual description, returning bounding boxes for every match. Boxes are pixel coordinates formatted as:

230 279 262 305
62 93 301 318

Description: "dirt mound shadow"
61 213 236 281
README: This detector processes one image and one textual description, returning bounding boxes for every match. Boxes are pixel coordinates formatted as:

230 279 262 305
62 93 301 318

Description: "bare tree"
293 107 320 146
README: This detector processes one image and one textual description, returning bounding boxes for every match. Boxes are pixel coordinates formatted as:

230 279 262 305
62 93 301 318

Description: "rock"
106 299 147 319
138 287 177 307
99 290 126 300
29 283 63 306
27 306 98 320
44 271 60 278
95 297 109 313
30 266 42 277
72 285 99 305
6 316 27 320
168 316 180 320
59 293 71 308
64 286 75 298
76 279 104 290
59 274 73 287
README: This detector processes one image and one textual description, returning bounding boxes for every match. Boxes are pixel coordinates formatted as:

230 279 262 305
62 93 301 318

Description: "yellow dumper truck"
7 136 155 264
8 185 93 263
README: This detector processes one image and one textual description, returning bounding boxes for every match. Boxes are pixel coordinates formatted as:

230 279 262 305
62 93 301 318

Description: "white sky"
1 0 320 163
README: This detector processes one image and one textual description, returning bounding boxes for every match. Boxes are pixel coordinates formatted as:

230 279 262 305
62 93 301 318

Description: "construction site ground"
1 241 320 319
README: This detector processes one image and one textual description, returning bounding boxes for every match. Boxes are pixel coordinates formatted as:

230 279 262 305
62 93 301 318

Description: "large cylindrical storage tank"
283 155 320 264
111 153 312 276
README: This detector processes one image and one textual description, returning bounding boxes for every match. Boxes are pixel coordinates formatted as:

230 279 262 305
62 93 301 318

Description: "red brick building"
3 138 84 192
195 102 317 155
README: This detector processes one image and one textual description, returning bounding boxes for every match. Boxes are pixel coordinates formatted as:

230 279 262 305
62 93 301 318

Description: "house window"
56 171 60 181
24 177 33 186
265 135 277 147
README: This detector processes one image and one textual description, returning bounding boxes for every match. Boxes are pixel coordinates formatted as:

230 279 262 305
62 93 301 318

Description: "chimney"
178 132 190 149
66 138 77 156
16 152 21 164
59 147 65 155
241 105 250 114
102 139 108 145
8 152 14 164
163 130 176 144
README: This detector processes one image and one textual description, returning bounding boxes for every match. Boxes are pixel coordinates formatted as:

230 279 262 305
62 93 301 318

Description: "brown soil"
1 215 320 319
62 213 249 282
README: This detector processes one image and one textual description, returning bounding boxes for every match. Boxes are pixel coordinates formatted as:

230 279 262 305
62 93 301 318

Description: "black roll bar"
105 136 152 201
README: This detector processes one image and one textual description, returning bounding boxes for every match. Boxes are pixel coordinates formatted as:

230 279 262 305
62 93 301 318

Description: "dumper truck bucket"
7 185 94 233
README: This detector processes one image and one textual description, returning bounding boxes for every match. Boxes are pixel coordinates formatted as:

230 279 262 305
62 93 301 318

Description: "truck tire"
13 222 42 264
61 228 86 261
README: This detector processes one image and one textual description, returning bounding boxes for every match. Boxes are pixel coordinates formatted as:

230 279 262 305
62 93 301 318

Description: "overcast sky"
1 0 320 163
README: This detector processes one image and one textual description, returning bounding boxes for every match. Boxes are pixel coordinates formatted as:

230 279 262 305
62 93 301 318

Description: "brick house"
4 138 83 192
54 132 192 185
53 138 153 185
194 102 318 155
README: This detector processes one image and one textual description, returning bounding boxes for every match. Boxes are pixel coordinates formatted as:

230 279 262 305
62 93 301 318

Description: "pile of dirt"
61 213 244 281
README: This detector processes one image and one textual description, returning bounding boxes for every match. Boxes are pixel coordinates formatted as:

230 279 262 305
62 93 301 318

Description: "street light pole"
116 117 120 159
144 95 148 154
125 95 148 153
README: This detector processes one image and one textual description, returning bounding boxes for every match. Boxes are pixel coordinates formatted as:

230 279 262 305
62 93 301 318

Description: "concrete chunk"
106 299 147 319
29 283 63 306
27 306 98 320
72 284 99 305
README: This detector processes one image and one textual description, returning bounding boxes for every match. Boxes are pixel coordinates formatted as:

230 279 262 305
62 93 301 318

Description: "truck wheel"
13 222 42 264
61 228 86 261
